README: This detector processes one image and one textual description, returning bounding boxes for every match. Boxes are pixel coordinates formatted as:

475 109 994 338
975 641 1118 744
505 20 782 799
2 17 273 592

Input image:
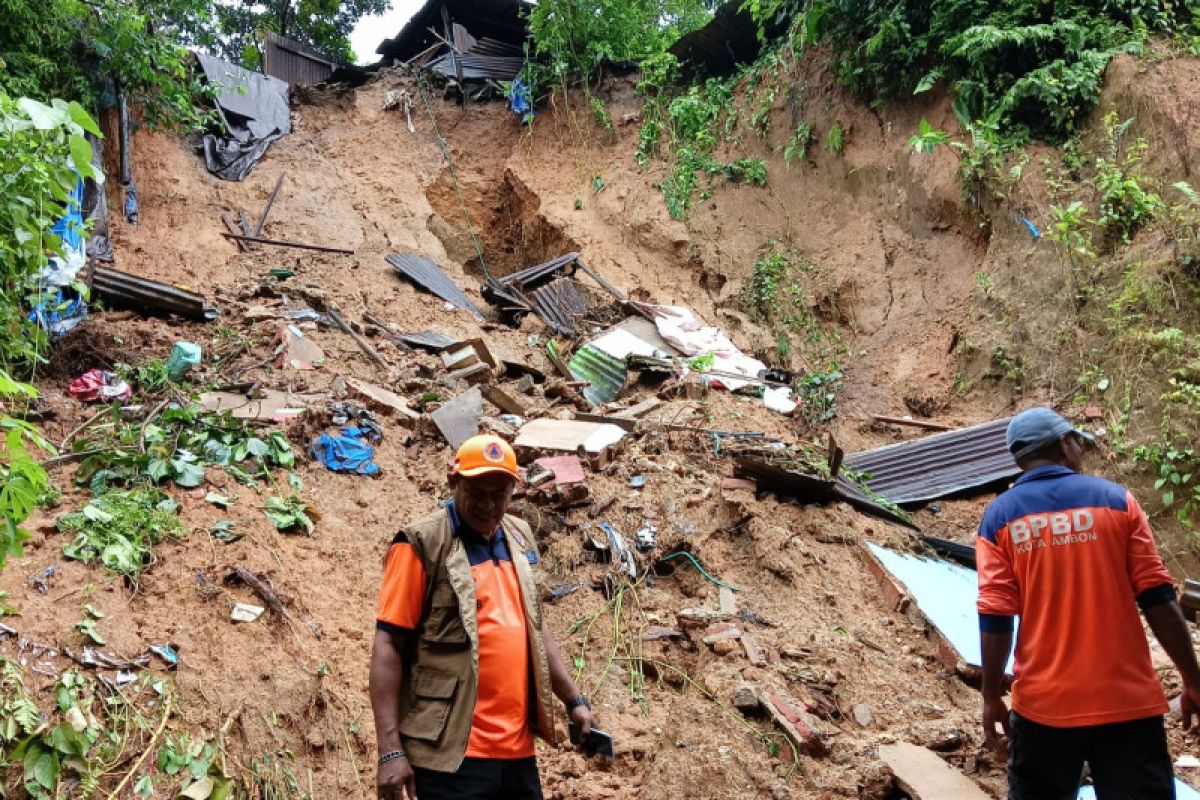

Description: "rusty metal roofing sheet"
427 51 524 81
736 457 918 530
376 0 532 62
263 32 338 86
387 253 486 321
90 265 217 321
568 345 627 406
843 417 1016 505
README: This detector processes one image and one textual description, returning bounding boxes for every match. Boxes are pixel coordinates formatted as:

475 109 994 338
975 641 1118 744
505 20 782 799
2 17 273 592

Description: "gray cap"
1006 407 1093 460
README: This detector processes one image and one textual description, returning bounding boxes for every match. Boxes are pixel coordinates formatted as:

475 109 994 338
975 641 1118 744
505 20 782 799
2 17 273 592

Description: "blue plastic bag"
311 426 380 476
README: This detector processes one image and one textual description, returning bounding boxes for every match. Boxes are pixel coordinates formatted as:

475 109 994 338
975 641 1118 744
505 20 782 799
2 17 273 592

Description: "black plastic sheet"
196 53 292 181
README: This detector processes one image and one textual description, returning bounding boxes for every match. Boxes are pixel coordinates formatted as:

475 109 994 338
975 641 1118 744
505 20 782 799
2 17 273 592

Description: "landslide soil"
4 49 1200 799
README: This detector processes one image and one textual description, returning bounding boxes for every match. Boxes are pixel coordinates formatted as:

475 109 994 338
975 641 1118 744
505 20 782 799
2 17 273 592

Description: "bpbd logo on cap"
484 442 505 463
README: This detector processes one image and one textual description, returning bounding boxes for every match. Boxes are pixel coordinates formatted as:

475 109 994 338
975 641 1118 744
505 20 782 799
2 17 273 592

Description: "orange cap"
452 435 520 480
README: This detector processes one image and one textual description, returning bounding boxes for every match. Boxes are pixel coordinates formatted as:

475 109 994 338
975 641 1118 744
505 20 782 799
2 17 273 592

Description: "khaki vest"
395 508 558 772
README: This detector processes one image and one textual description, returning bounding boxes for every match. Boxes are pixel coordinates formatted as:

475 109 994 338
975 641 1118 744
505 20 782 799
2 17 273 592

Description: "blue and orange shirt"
977 465 1175 727
376 501 535 759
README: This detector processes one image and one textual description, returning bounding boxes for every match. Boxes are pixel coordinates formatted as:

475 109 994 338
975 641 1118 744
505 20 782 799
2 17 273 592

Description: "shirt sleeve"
376 537 427 634
977 526 1020 628
1125 491 1175 604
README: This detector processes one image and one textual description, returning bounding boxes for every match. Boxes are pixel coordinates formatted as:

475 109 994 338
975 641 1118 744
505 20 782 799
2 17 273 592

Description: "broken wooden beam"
878 742 990 799
221 212 250 252
253 175 284 238
872 414 954 432
220 233 354 255
328 308 389 368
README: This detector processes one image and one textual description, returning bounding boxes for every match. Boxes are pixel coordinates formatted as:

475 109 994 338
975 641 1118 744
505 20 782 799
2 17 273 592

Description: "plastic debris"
509 77 534 123
276 324 324 370
28 565 59 594
635 523 657 551
497 414 525 427
28 288 87 337
311 426 381 476
231 603 265 623
68 370 132 402
763 385 797 414
1020 216 1041 239
149 643 179 669
628 475 646 489
166 341 202 381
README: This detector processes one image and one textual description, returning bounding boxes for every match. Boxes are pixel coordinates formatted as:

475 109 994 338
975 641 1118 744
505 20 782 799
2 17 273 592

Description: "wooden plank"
573 412 637 432
220 233 354 254
872 414 954 432
221 213 250 252
613 397 663 420
878 743 990 800
253 175 285 238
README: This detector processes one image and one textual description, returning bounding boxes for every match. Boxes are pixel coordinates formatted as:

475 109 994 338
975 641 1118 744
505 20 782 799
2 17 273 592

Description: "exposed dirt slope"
4 47 1200 800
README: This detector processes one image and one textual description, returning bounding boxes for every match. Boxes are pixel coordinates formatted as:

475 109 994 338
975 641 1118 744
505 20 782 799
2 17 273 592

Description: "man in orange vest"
370 435 595 800
978 407 1200 797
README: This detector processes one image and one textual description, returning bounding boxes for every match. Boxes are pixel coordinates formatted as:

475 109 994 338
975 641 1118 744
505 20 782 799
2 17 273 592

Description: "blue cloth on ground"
311 426 380 476
509 77 534 124
28 288 87 337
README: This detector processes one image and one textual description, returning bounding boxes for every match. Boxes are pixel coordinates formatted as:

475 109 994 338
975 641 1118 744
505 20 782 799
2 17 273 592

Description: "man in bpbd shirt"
369 435 595 800
978 407 1200 798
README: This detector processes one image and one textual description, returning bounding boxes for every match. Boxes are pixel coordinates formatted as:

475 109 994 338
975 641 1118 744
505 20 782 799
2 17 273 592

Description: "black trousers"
413 756 543 800
1008 712 1174 800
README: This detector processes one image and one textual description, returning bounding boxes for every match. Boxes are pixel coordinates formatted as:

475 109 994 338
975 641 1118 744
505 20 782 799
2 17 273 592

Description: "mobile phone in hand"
568 722 614 759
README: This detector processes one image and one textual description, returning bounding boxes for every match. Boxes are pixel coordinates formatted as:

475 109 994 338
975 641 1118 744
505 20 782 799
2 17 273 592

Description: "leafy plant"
1134 442 1200 526
0 371 53 568
826 121 844 155
75 405 295 493
1093 112 1162 245
263 495 316 535
908 118 950 154
114 359 171 394
56 489 183 578
797 366 844 427
725 158 768 186
783 121 814 163
75 617 105 645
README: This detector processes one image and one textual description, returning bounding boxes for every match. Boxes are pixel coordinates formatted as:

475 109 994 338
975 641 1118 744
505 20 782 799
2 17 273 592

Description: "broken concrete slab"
702 622 741 645
345 379 420 427
878 743 990 800
731 684 761 713
431 386 482 450
445 362 492 386
641 626 685 642
719 587 737 615
532 455 585 485
198 389 319 422
482 384 528 416
276 324 325 370
514 418 627 454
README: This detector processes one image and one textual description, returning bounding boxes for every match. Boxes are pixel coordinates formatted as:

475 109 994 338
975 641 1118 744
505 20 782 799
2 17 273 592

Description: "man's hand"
982 694 1011 749
1183 683 1200 733
377 756 416 800
570 702 594 743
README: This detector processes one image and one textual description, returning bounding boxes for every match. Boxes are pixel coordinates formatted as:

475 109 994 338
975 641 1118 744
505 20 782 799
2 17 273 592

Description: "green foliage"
826 121 844 155
0 0 214 130
796 366 844 427
57 489 182 578
725 158 768 185
589 96 615 135
1093 112 1162 245
263 495 316 535
526 0 712 93
0 94 101 372
806 0 1194 142
908 118 950 154
1134 442 1200 525
783 121 814 163
0 371 52 568
114 359 171 394
74 405 295 493
748 252 789 313
214 0 389 65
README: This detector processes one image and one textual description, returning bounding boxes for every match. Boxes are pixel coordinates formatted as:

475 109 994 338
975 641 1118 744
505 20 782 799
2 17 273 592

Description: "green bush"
806 0 1195 142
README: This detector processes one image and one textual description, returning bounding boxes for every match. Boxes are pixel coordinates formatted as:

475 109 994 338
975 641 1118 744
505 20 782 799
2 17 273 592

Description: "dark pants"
1008 712 1174 800
413 756 543 800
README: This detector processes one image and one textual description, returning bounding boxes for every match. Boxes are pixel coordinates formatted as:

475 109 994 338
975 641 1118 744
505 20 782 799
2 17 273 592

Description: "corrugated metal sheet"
376 0 532 63
397 330 457 352
427 51 524 80
90 265 216 321
568 345 627 406
736 457 918 530
263 32 338 86
843 418 1016 505
530 278 589 336
386 253 486 321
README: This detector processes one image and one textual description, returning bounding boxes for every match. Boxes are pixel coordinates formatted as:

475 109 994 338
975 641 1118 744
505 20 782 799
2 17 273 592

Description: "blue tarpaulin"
866 542 1017 673
1080 780 1199 799
509 76 534 123
311 426 380 476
